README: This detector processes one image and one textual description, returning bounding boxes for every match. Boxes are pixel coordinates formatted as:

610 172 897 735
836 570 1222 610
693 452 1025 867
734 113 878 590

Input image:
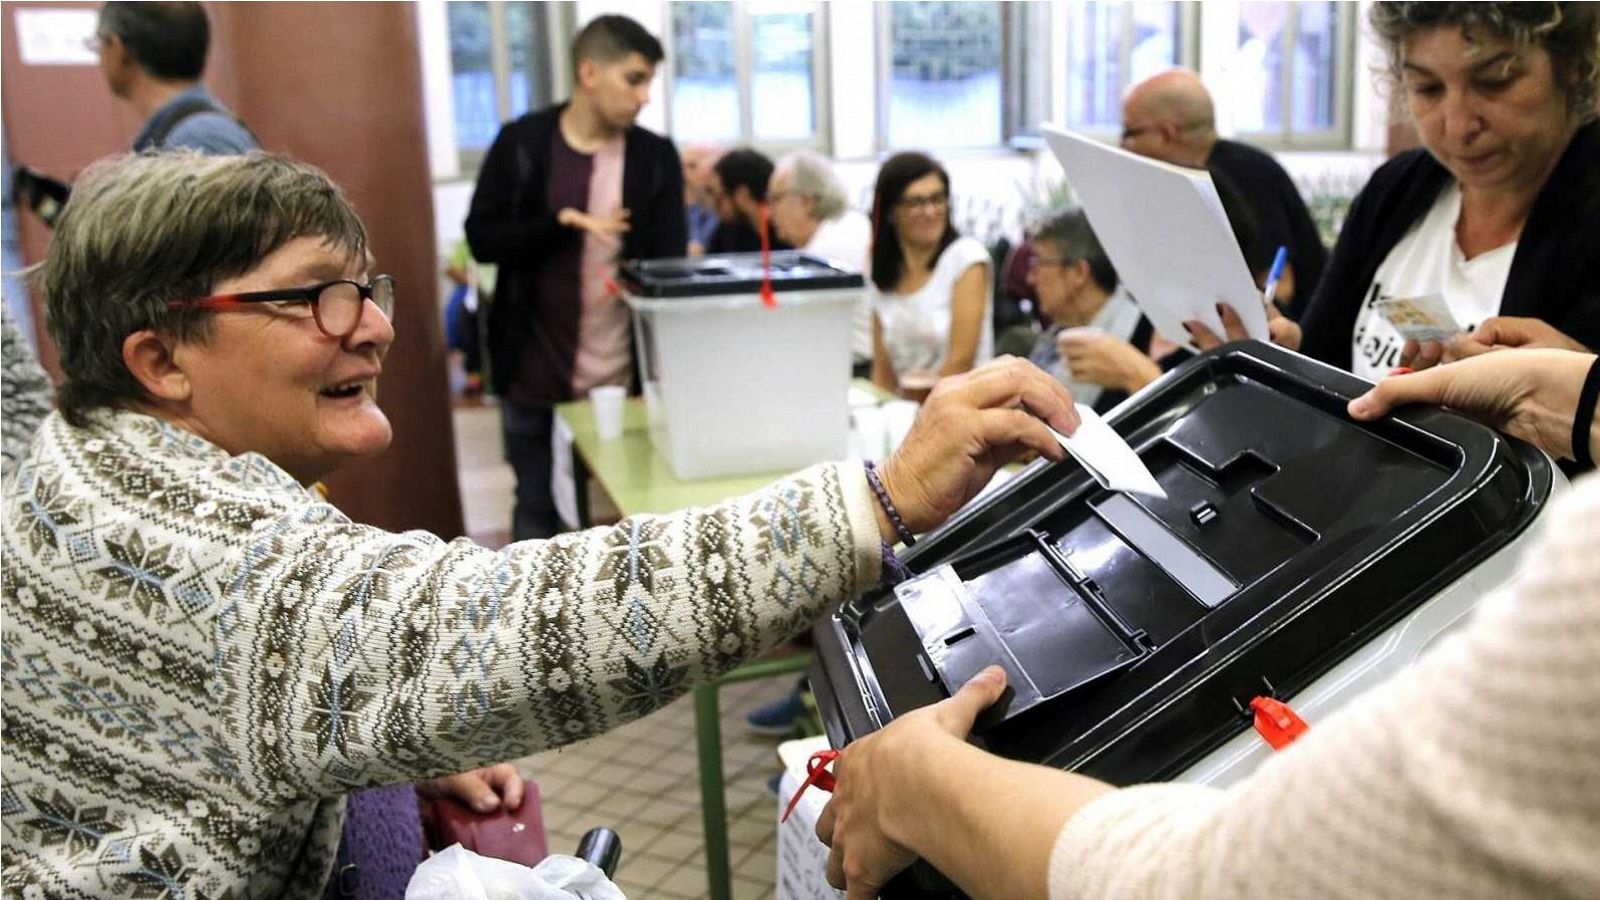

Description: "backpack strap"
137 96 259 151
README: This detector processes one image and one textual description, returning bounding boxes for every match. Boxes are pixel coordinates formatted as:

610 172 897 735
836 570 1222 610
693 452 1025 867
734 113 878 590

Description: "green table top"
558 380 892 518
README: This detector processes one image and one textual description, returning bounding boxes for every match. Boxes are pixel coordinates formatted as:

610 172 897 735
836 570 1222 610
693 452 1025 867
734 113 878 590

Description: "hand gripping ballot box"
808 341 1564 897
618 252 864 480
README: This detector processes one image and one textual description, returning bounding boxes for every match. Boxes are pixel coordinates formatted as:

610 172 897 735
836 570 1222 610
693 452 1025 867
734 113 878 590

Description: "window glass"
885 2 1002 149
1291 1 1338 132
1065 1 1181 132
505 1 539 120
670 2 740 143
751 10 815 141
448 1 498 152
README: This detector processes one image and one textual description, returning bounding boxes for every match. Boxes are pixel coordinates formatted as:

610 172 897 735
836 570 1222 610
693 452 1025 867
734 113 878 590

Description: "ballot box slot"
1090 493 1238 609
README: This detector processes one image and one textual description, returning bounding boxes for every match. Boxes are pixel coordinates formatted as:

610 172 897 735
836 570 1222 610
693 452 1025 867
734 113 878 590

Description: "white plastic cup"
591 385 626 441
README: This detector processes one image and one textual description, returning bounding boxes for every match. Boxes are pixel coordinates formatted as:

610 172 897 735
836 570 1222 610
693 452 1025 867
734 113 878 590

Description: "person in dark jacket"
1296 2 1600 379
465 14 686 541
1120 68 1326 317
1192 3 1600 381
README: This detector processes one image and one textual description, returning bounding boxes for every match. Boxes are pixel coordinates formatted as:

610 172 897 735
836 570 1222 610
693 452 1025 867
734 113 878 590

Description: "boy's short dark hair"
571 14 664 75
99 2 210 81
713 149 776 202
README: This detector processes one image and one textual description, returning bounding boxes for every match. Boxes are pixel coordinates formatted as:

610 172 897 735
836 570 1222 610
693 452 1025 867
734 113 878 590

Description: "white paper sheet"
1054 405 1166 498
1042 126 1270 349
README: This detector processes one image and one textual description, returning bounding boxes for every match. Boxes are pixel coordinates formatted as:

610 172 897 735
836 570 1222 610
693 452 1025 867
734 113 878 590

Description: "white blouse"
872 236 994 377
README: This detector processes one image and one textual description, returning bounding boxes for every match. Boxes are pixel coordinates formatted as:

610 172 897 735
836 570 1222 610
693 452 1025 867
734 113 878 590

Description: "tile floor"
452 401 799 899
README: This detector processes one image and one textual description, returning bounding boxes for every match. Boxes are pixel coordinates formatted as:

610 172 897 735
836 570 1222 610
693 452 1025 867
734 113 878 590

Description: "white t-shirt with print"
1349 182 1517 381
872 236 994 377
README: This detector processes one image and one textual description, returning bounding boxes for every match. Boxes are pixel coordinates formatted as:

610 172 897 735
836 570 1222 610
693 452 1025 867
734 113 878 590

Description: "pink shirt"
569 136 631 396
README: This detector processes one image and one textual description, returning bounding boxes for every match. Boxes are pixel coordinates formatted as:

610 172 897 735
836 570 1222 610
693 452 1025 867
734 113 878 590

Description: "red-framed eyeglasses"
167 275 396 339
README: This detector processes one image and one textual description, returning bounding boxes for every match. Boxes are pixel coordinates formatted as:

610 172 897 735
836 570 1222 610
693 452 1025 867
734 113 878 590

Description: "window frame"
1059 0 1201 142
450 0 570 173
1233 1 1357 151
1003 0 1054 147
662 1 833 155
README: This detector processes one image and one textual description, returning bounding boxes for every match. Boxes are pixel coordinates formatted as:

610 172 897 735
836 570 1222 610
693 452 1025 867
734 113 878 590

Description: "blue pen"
1262 245 1289 309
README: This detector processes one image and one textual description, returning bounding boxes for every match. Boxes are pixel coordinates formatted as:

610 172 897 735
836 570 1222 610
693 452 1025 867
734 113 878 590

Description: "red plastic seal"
1249 696 1309 750
780 749 840 823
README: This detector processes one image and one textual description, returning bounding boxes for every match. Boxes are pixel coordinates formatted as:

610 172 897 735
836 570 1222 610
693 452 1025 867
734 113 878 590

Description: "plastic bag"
405 845 627 900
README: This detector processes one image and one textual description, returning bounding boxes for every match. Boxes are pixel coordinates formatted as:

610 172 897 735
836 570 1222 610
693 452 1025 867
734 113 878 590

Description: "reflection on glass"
887 1 1002 149
671 1 738 143
751 11 814 141
1292 2 1338 132
1066 1 1179 131
505 1 539 120
448 0 497 152
1236 1 1289 132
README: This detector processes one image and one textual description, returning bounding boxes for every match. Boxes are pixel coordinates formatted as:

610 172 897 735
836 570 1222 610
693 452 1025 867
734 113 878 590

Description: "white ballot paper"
1042 126 1270 349
1053 405 1166 498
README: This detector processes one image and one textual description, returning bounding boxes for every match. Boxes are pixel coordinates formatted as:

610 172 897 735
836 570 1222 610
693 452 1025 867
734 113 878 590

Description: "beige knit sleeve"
219 461 882 800
1048 474 1600 900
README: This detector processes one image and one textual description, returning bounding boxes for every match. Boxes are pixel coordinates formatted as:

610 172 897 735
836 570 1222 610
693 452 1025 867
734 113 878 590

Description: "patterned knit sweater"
1 408 881 896
1049 473 1600 899
1 304 54 483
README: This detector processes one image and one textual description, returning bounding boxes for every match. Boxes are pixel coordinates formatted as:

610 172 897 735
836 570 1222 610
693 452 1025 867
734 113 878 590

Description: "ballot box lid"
810 340 1554 789
617 251 863 298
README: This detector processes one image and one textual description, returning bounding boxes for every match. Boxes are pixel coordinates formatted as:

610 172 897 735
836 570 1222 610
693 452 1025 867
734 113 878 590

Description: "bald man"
1121 69 1327 316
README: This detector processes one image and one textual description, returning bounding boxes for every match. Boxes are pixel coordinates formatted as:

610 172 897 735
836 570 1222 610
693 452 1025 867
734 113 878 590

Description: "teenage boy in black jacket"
466 14 686 541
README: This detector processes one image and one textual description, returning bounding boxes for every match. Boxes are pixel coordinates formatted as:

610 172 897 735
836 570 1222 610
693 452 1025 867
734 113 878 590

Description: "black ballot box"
808 340 1561 898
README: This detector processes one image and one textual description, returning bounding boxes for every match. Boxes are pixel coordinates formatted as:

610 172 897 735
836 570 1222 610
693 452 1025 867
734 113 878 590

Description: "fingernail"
1388 367 1413 377
1349 395 1374 417
474 798 497 812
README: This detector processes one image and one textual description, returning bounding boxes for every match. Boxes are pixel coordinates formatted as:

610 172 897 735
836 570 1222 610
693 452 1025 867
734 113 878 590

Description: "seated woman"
1 151 1080 894
1023 208 1157 413
816 345 1600 898
869 152 993 399
1196 1 1600 374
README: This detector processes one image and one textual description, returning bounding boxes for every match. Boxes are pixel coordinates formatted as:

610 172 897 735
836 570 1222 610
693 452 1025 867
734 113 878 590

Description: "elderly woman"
1194 1 1600 377
769 150 874 375
869 152 993 400
0 152 1079 895
816 345 1600 899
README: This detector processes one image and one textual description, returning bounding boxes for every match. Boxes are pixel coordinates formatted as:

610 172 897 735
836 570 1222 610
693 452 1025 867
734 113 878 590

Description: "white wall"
426 1 1392 254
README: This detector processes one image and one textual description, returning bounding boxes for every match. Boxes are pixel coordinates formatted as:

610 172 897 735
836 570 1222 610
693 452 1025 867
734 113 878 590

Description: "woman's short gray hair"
776 150 849 221
1370 2 1599 122
37 151 367 426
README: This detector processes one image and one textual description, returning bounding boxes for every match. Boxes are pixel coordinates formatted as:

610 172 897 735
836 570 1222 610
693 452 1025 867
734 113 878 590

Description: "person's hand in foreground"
1057 328 1163 394
1349 348 1600 462
876 357 1080 541
815 666 1112 900
1399 315 1592 372
417 763 525 814
1184 301 1302 352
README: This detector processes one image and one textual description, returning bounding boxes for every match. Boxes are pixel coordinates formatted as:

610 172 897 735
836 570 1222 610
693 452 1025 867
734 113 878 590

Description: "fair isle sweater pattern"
2 409 873 897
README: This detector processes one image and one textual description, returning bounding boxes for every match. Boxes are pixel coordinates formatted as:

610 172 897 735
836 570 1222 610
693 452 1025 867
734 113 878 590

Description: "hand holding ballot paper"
1042 126 1277 352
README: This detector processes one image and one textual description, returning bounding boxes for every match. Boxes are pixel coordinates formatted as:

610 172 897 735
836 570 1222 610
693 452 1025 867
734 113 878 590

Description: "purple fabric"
324 784 426 899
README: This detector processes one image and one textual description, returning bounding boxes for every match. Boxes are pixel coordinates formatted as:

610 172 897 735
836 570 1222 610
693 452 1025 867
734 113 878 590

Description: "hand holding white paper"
1042 126 1270 350
1052 405 1166 499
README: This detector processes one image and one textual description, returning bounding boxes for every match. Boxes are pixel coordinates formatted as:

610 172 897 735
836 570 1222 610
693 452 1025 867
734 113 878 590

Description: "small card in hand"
1374 293 1462 343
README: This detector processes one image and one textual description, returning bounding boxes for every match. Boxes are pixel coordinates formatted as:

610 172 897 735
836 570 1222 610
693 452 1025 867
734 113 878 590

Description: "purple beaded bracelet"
863 460 916 547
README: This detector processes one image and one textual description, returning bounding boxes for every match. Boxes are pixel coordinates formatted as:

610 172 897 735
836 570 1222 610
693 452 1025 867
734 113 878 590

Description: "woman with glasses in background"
869 152 994 401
